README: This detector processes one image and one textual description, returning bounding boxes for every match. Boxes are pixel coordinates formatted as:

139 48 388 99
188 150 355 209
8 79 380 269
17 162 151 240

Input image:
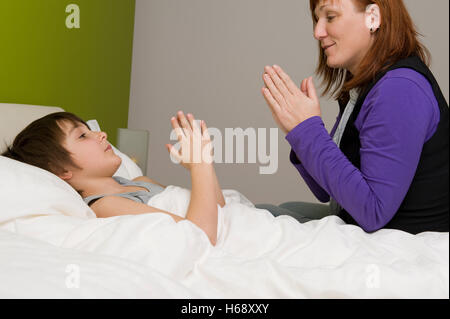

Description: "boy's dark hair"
1 112 90 176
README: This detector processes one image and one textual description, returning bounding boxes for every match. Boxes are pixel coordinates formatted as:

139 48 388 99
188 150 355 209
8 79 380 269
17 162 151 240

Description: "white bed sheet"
1 185 448 299
0 229 200 298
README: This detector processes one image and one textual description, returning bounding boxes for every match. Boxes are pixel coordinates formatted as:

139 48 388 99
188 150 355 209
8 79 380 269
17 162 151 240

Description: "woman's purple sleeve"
285 75 439 232
288 115 340 203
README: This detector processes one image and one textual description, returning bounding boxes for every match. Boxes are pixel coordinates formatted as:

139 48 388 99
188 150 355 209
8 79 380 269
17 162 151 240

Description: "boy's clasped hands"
166 111 214 170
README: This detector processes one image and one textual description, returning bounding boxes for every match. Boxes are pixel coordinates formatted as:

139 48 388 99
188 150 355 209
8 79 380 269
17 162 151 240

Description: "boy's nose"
98 131 107 141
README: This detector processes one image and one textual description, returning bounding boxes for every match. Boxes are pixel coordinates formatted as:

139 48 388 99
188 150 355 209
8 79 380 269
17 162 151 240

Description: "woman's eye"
327 16 335 21
79 133 86 139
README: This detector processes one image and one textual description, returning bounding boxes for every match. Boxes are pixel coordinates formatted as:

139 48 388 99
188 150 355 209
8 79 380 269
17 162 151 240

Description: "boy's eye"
79 133 86 138
327 16 335 21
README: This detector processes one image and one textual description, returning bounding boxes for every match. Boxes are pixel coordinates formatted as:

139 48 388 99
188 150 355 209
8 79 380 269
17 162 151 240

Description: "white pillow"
86 120 143 180
0 119 143 224
0 156 96 224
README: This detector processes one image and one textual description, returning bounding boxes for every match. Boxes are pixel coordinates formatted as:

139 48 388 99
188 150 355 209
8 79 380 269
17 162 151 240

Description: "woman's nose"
313 20 327 41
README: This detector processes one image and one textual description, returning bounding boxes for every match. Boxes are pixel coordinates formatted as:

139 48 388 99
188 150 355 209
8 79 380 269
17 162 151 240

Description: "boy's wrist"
190 162 214 173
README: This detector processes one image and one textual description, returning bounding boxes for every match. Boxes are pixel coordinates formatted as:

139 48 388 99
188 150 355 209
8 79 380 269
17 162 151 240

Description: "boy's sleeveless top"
83 176 165 206
337 54 449 234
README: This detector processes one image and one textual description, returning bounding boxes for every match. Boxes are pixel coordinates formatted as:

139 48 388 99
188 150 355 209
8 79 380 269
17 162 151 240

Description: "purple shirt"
286 68 441 232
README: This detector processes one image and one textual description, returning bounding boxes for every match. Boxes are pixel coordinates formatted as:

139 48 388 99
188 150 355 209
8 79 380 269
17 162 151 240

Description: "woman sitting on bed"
258 0 449 234
2 111 222 246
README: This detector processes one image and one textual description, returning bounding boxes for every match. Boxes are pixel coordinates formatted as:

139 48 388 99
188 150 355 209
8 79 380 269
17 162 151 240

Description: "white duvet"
1 185 448 298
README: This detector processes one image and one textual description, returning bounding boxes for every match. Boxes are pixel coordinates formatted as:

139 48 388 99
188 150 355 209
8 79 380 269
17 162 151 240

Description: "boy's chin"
112 156 122 172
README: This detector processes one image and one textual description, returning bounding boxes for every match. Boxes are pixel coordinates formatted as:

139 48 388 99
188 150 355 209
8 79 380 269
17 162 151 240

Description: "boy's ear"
58 170 73 180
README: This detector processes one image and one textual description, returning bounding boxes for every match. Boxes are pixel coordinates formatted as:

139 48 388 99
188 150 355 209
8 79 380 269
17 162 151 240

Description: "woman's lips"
325 43 335 51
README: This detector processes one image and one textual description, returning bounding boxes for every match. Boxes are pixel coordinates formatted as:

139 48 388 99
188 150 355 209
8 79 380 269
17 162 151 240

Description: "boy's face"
58 120 122 178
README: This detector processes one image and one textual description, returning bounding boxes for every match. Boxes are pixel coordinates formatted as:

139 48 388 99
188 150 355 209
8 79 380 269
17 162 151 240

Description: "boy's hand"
166 111 213 171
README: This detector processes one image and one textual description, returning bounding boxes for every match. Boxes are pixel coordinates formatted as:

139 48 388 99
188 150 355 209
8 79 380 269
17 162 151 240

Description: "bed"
0 103 448 298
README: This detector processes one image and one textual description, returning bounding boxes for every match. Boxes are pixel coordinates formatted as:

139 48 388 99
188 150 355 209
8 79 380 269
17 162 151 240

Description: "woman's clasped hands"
166 111 214 170
262 65 322 134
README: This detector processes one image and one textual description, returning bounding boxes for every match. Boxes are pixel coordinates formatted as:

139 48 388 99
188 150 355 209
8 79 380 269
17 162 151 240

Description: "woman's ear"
365 4 381 33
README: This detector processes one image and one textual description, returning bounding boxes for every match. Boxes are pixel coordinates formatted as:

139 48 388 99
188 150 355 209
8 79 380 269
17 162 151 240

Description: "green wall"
0 0 136 145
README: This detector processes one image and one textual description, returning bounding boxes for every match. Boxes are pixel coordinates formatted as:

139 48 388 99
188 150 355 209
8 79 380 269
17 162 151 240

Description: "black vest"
337 55 449 234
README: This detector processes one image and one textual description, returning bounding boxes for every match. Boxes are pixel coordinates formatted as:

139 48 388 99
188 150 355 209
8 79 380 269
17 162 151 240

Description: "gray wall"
128 0 449 205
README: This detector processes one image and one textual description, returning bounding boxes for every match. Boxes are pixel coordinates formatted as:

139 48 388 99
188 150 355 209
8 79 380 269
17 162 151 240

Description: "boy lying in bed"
2 111 223 246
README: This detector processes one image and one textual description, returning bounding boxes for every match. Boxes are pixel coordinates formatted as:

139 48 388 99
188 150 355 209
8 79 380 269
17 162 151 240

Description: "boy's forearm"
212 167 225 207
186 164 218 245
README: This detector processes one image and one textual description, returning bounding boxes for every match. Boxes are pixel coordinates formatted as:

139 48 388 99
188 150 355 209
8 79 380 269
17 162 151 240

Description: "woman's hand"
166 111 213 171
261 65 321 134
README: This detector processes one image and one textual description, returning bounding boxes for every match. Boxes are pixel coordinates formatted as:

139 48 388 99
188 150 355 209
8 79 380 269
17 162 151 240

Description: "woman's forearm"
288 149 330 203
185 164 218 245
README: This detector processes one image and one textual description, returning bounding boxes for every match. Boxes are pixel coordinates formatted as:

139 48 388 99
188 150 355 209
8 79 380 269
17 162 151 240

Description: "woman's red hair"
309 0 431 103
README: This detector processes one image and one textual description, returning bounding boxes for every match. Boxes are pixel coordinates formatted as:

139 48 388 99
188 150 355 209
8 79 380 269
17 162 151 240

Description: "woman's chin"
326 58 344 70
326 56 336 67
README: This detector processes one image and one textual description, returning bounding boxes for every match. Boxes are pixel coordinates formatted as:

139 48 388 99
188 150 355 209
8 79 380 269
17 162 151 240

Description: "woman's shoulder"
378 68 436 102
366 67 438 109
362 68 440 140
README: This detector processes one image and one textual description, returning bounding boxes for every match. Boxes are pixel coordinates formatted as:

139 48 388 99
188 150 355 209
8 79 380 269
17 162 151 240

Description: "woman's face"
313 0 375 74
59 120 122 178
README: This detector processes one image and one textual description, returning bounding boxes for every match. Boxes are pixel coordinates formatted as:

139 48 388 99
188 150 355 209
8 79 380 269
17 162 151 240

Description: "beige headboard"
0 103 64 153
